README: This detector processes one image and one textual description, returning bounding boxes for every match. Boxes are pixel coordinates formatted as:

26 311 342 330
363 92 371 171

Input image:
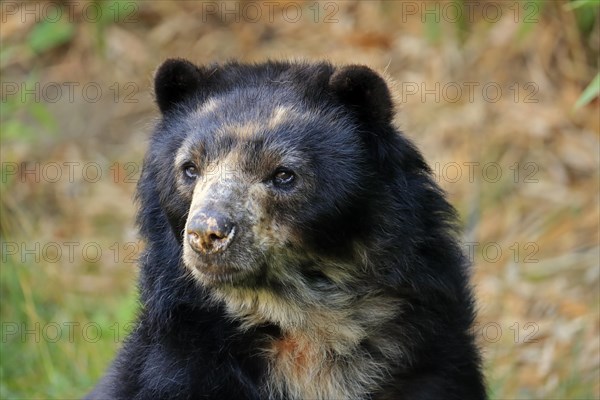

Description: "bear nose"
186 211 235 254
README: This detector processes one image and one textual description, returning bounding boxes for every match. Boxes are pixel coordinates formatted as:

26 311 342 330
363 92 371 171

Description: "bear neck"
209 281 403 400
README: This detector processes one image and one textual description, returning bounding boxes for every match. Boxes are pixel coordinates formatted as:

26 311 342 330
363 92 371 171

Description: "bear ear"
154 58 210 115
328 65 394 125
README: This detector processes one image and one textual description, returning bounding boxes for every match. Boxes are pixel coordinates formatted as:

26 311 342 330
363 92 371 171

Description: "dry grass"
1 1 598 398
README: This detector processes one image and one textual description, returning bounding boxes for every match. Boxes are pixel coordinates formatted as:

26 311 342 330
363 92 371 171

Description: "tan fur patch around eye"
267 106 296 130
244 184 295 249
225 121 263 139
195 98 219 116
219 106 299 139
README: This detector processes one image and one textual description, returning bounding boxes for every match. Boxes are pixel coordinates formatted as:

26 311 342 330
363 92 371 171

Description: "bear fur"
87 59 486 400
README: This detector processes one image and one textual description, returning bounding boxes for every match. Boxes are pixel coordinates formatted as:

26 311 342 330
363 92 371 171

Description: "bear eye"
182 164 198 180
272 168 295 187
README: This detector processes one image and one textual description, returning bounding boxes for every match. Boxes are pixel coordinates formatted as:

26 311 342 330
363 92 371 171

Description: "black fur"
87 59 486 399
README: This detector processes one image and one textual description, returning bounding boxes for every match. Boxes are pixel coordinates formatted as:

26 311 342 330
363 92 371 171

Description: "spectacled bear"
87 59 486 400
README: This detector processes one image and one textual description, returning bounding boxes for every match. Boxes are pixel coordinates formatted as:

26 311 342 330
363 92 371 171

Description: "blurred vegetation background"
1 1 598 399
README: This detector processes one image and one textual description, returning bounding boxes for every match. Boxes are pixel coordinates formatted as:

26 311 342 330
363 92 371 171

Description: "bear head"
145 59 446 330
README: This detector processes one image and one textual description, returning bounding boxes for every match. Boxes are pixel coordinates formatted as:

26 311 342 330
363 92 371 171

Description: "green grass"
0 255 138 399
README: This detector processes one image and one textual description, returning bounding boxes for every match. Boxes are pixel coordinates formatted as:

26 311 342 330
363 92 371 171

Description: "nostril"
208 232 223 242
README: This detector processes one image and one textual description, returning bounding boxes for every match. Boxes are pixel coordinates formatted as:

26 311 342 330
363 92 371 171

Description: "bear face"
175 89 367 284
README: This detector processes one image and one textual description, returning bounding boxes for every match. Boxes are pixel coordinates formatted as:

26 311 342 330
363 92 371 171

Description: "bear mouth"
183 236 268 286
192 262 248 284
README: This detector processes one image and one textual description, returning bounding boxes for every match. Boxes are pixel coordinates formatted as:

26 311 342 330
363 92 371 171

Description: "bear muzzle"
186 210 236 255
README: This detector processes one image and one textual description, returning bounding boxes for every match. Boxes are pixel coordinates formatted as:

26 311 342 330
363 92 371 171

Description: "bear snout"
186 210 236 254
